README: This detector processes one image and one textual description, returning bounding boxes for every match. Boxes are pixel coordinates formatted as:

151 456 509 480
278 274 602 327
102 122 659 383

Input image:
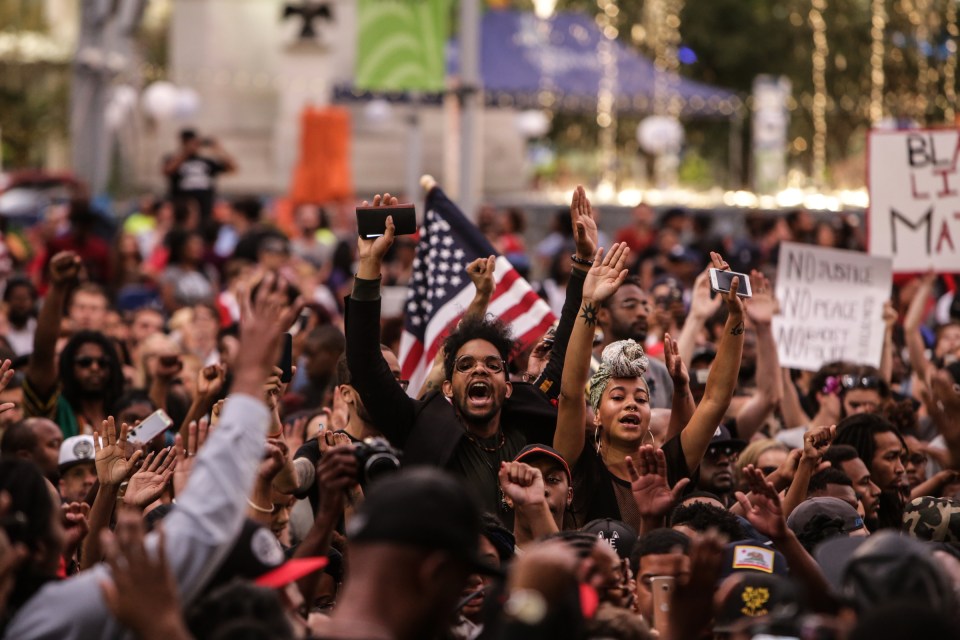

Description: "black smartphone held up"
356 204 417 239
709 268 753 298
279 332 293 383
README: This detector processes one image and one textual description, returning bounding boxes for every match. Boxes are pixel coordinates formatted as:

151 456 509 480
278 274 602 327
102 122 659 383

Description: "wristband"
571 254 594 267
246 498 275 514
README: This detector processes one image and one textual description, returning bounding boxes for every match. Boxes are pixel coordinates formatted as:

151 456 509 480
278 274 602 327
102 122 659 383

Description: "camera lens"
364 452 401 485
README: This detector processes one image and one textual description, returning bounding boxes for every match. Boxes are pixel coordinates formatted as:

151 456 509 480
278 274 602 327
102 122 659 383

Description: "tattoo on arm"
731 321 745 336
580 303 598 327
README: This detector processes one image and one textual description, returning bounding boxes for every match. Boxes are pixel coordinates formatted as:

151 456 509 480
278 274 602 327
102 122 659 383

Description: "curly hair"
442 315 513 380
668 502 747 541
59 330 125 412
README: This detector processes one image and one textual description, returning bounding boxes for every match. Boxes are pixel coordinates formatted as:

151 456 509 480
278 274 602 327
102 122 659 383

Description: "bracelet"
246 498 275 514
571 253 594 267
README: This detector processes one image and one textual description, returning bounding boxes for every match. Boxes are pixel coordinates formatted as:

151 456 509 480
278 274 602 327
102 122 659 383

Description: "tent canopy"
337 9 740 117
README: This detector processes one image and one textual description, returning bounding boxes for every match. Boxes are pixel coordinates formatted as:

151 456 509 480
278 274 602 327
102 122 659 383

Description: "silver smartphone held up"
127 409 174 445
709 268 752 298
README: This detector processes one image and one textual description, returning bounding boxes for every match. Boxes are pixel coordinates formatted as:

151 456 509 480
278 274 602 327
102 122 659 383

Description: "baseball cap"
58 435 96 471
346 467 499 575
208 518 328 590
514 444 571 482
581 518 638 561
786 497 865 537
719 541 789 579
714 573 801 633
902 496 960 545
708 425 747 453
834 531 956 613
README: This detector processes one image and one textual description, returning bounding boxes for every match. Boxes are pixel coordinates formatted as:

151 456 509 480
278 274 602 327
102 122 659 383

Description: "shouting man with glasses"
344 194 559 514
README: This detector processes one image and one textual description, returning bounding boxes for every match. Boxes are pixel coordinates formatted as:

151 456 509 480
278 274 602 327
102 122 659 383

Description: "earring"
594 425 602 453
641 429 655 447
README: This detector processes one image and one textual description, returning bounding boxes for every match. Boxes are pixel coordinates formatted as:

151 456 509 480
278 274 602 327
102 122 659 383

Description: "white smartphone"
127 409 174 445
709 268 752 298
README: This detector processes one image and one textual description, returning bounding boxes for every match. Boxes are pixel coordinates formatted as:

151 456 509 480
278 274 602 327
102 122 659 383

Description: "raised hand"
264 366 284 411
283 416 309 459
172 417 213 495
356 193 399 275
62 501 91 559
466 255 496 298
735 465 787 541
498 461 548 508
93 417 143 486
48 251 82 288
570 185 599 261
801 424 836 467
710 251 745 319
689 268 722 321
99 511 188 639
316 443 359 517
196 363 226 400
257 439 288 482
663 332 689 387
626 446 690 519
124 447 177 508
237 271 303 389
743 270 778 326
882 300 898 330
0 360 16 416
582 243 630 304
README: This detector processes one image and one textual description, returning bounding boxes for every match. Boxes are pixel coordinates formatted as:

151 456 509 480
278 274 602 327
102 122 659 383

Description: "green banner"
356 0 450 92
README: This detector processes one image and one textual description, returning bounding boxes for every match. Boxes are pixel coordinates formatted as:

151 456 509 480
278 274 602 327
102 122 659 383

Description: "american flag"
398 187 557 395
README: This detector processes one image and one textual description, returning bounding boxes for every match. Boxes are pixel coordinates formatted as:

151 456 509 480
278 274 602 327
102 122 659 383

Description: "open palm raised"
94 417 143 486
582 242 630 304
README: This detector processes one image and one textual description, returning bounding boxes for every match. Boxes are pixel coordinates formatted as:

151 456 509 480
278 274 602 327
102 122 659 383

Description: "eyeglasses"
75 356 109 369
454 355 506 374
706 445 739 460
842 375 881 391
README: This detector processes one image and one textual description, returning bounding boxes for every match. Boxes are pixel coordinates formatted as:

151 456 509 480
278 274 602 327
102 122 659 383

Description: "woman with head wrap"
554 250 746 531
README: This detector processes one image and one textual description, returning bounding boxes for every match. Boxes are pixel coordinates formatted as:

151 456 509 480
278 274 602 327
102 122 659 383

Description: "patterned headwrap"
588 340 650 412
902 496 960 545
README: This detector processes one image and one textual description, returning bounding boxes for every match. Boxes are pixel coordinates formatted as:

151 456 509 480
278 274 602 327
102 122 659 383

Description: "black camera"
354 437 402 487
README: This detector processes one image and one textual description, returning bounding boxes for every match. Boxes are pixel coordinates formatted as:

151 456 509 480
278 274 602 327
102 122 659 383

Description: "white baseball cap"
59 435 96 470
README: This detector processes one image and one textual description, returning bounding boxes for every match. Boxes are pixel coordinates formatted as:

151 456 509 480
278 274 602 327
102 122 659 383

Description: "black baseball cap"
581 518 638 561
514 444 571 482
714 573 801 633
208 519 328 590
708 424 747 453
786 497 865 537
346 468 500 575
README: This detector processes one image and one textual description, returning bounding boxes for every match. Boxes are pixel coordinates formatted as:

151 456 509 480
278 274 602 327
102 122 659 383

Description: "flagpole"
459 0 482 220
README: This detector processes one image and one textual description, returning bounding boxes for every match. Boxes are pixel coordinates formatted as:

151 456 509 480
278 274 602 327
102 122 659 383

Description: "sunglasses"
706 445 740 460
841 374 881 391
454 355 506 374
75 356 109 369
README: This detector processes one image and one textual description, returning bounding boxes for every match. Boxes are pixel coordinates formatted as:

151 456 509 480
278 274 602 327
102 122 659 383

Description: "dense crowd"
0 132 956 639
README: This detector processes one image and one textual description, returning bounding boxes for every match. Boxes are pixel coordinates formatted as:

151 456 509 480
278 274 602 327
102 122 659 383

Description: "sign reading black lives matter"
869 129 960 272
773 243 892 371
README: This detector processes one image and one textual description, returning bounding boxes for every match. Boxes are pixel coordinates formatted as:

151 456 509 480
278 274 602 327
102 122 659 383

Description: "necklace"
463 429 506 453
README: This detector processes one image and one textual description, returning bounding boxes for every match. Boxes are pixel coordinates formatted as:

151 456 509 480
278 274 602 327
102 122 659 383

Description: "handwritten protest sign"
869 129 960 272
773 242 892 371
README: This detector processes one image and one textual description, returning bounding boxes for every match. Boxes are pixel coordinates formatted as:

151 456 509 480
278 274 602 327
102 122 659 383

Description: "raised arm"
904 272 937 388
677 269 722 366
779 368 811 428
347 194 417 445
499 462 559 550
26 252 81 400
554 243 629 466
734 271 783 440
534 185 597 399
679 252 745 473
878 300 898 384
663 333 695 443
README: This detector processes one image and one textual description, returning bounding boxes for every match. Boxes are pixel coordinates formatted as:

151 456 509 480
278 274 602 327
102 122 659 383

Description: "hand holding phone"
650 576 675 636
127 409 174 446
357 203 417 239
709 268 752 298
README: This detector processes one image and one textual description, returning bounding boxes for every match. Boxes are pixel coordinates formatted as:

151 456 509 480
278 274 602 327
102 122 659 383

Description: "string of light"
809 0 829 186
869 0 886 124
595 0 619 187
945 0 958 122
